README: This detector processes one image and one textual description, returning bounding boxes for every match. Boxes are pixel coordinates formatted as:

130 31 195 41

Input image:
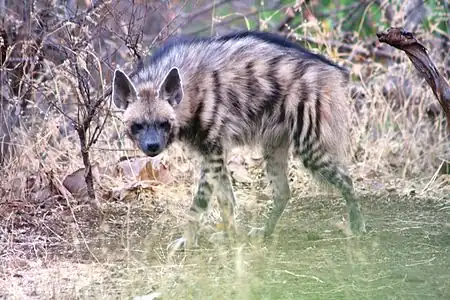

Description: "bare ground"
1 183 449 299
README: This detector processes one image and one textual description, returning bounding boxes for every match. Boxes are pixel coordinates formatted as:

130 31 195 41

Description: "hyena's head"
111 67 183 157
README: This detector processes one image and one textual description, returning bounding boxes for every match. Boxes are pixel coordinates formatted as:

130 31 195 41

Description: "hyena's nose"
145 142 160 156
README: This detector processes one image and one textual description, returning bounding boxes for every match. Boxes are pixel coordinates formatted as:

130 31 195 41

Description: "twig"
148 1 189 50
190 1 285 35
53 174 100 263
284 270 325 283
374 0 395 24
181 0 233 23
340 0 371 29
421 160 445 194
405 256 436 267
377 27 450 132
91 147 137 152
277 7 296 32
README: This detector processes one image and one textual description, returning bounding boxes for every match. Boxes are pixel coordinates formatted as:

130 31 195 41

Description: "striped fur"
112 30 366 248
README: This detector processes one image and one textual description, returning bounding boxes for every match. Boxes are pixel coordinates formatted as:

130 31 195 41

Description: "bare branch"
377 27 450 132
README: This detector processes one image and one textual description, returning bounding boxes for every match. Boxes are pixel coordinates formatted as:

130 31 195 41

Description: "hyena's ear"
159 67 183 106
111 68 137 110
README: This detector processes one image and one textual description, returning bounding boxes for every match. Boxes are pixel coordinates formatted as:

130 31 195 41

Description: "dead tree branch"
377 27 450 132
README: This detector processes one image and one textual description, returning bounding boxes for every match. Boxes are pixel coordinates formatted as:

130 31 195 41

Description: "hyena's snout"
143 141 161 156
139 129 164 157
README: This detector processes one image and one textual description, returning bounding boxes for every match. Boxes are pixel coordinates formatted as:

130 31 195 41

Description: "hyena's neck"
176 103 214 155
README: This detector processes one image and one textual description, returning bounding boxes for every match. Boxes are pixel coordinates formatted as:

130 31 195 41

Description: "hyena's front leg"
215 164 237 235
183 166 215 249
183 151 237 248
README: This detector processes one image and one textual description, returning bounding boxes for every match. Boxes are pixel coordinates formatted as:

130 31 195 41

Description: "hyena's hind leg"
297 146 366 235
249 146 291 239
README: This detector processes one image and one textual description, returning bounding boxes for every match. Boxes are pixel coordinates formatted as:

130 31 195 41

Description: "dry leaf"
7 170 67 203
116 156 174 185
8 176 26 199
111 181 155 202
62 163 100 197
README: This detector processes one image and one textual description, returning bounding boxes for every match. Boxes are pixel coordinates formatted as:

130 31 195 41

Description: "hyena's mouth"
144 149 163 157
142 145 164 157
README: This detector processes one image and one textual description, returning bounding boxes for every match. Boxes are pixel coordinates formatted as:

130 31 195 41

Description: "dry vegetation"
0 0 449 299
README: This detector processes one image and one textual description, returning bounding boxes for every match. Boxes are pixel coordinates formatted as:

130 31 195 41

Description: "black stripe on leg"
212 166 223 173
208 157 224 165
227 85 242 117
193 182 213 211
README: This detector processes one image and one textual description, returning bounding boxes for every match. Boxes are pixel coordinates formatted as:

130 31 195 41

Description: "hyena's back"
136 32 351 164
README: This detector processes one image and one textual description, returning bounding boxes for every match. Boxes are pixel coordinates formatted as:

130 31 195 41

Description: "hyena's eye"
130 123 144 135
159 121 170 130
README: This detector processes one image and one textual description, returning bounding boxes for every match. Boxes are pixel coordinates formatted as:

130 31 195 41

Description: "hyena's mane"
136 30 350 78
216 31 349 74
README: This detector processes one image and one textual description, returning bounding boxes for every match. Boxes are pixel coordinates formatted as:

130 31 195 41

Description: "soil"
1 192 449 300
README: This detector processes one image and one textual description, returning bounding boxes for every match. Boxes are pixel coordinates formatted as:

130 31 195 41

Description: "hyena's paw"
167 228 199 256
349 215 366 235
167 237 187 255
349 207 367 235
337 211 367 237
167 235 199 257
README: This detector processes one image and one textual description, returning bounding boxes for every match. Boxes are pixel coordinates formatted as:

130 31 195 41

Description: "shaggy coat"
112 30 366 248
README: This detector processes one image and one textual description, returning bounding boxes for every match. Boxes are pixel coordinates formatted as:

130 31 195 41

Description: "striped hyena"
111 31 366 249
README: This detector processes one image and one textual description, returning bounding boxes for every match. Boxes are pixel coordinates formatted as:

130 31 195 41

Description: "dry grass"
1 1 450 299
1 190 449 299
